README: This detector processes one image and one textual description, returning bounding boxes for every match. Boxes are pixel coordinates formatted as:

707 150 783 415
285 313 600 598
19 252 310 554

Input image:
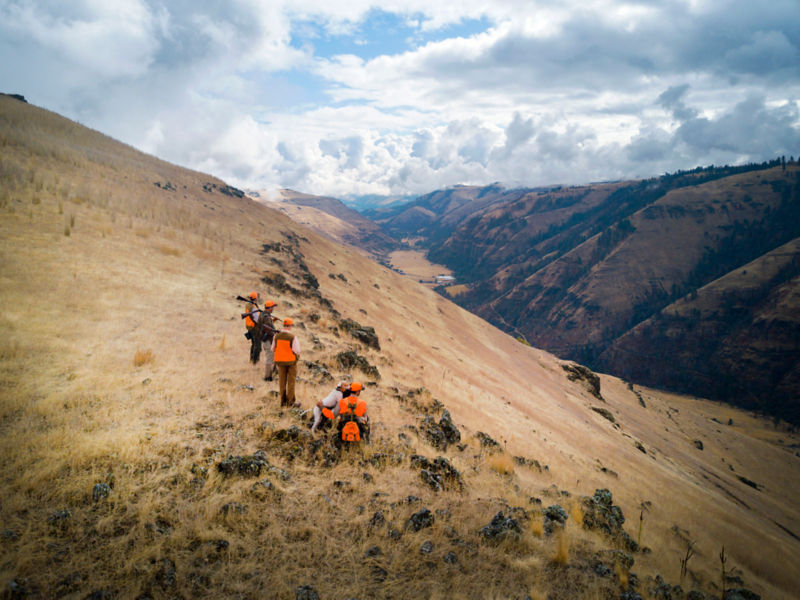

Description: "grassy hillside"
1 95 800 599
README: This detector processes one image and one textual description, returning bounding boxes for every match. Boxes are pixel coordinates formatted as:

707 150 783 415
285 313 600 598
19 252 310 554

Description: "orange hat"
350 382 363 392
264 300 276 308
248 291 258 300
283 318 293 327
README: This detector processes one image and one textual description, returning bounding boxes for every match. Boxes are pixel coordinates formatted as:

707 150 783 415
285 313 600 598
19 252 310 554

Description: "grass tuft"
133 349 155 367
486 452 515 475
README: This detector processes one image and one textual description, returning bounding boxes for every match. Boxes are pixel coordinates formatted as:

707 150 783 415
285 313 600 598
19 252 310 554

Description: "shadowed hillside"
400 167 800 424
2 95 800 599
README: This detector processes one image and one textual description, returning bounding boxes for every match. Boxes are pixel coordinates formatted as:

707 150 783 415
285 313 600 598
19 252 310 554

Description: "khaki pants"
277 362 297 406
264 349 275 380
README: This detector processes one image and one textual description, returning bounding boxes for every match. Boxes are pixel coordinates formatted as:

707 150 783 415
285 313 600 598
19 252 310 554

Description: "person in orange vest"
243 291 263 364
337 382 369 442
311 381 350 433
270 318 300 407
260 300 279 381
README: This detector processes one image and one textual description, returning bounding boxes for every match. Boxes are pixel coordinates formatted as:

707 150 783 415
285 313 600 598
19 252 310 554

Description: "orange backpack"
341 420 361 442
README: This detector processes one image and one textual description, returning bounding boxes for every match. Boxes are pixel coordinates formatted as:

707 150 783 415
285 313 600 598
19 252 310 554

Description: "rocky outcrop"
217 451 269 477
581 489 638 551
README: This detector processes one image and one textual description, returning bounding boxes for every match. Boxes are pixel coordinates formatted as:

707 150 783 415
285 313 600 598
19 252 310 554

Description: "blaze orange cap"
264 300 276 308
248 291 258 300
350 382 363 392
283 318 293 326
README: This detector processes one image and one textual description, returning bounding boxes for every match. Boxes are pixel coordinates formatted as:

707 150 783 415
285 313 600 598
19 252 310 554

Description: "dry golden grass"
133 349 155 367
486 452 515 475
1 95 799 600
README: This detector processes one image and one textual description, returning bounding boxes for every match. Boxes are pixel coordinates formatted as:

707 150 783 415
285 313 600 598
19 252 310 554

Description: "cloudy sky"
2 0 800 201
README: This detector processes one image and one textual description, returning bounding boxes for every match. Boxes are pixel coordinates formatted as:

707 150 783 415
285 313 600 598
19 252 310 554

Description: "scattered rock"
2 530 19 541
420 540 434 554
687 592 707 600
409 455 463 491
369 510 386 529
406 508 434 532
217 451 269 477
693 440 704 450
47 509 71 528
335 350 381 379
420 410 461 450
591 407 615 423
480 511 522 542
443 551 458 565
296 585 320 600
723 590 761 600
635 441 646 454
303 361 333 381
93 483 112 502
146 518 172 535
543 505 568 535
562 363 603 400
220 502 247 515
513 456 543 471
476 431 501 450
594 563 611 577
339 318 381 351
371 565 389 582
155 558 176 589
86 590 115 600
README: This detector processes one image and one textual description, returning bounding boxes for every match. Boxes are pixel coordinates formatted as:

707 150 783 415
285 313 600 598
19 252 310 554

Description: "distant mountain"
365 183 526 243
402 162 800 423
253 188 400 259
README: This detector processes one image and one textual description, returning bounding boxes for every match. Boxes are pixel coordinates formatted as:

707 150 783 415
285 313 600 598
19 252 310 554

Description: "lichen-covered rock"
296 585 320 600
93 483 112 502
339 318 381 351
406 508 434 532
335 350 381 380
217 451 269 477
439 410 461 445
476 431 501 450
420 540 434 554
581 489 637 550
543 505 568 535
480 511 522 542
409 455 463 491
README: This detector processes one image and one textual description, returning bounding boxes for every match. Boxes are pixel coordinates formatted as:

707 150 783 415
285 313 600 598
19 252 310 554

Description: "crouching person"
337 382 369 443
311 381 351 433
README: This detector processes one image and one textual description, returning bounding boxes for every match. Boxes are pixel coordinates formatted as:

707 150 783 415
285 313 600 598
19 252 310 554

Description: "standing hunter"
271 318 300 407
261 300 279 381
242 291 263 364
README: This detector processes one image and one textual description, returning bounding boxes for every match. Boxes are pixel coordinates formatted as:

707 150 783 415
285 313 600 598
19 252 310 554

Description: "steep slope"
1 95 799 599
255 188 399 260
418 167 800 423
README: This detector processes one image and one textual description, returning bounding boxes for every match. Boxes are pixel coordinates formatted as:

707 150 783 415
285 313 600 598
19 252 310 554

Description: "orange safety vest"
273 331 297 363
339 397 367 418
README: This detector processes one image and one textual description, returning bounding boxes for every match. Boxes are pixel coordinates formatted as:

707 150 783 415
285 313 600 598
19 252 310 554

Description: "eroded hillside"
2 95 800 599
